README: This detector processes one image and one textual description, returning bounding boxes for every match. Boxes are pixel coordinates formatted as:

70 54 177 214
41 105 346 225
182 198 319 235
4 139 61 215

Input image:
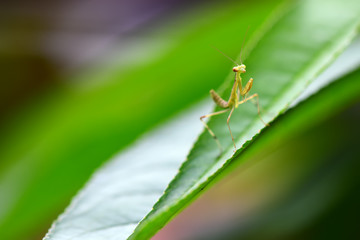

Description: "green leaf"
45 30 360 240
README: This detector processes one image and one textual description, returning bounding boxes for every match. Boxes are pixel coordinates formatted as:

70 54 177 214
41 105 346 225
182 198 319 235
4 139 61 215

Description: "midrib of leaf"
191 2 360 180
129 0 360 239
267 23 360 116
187 18 359 188
226 21 360 156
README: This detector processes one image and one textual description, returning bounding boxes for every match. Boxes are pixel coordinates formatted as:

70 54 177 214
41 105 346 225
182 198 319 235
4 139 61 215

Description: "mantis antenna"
210 45 239 65
210 27 250 65
239 26 250 64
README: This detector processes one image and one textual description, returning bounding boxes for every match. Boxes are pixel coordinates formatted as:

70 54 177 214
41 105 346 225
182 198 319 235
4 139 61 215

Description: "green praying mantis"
200 41 268 152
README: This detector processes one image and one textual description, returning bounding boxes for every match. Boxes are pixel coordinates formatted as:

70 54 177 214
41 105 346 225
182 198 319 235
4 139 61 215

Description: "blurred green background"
0 0 359 239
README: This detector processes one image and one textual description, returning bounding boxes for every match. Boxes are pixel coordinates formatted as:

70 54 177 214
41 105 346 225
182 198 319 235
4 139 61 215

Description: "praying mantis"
200 46 268 152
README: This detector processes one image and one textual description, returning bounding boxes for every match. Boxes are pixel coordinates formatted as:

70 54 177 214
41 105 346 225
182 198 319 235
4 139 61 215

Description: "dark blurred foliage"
0 0 210 123
200 103 360 240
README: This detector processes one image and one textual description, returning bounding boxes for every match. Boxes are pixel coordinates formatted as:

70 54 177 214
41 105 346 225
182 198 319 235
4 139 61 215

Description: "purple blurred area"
0 0 207 123
0 0 203 69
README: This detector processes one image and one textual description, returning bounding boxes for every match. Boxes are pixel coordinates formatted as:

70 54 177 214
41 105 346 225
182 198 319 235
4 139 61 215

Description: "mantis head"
233 64 246 73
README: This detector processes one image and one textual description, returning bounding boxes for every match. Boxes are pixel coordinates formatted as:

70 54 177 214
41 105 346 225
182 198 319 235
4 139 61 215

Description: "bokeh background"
0 0 359 239
0 0 206 119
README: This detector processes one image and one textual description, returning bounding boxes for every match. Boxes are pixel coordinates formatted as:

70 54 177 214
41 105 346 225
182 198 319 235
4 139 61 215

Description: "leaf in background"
0 0 287 239
44 2 360 239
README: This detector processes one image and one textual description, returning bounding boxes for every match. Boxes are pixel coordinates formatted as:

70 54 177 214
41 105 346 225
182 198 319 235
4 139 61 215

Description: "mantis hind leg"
227 107 236 151
200 109 229 152
239 93 269 127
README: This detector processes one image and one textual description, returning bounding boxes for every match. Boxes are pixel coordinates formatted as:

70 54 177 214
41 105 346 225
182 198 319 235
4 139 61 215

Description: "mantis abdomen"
210 90 229 108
